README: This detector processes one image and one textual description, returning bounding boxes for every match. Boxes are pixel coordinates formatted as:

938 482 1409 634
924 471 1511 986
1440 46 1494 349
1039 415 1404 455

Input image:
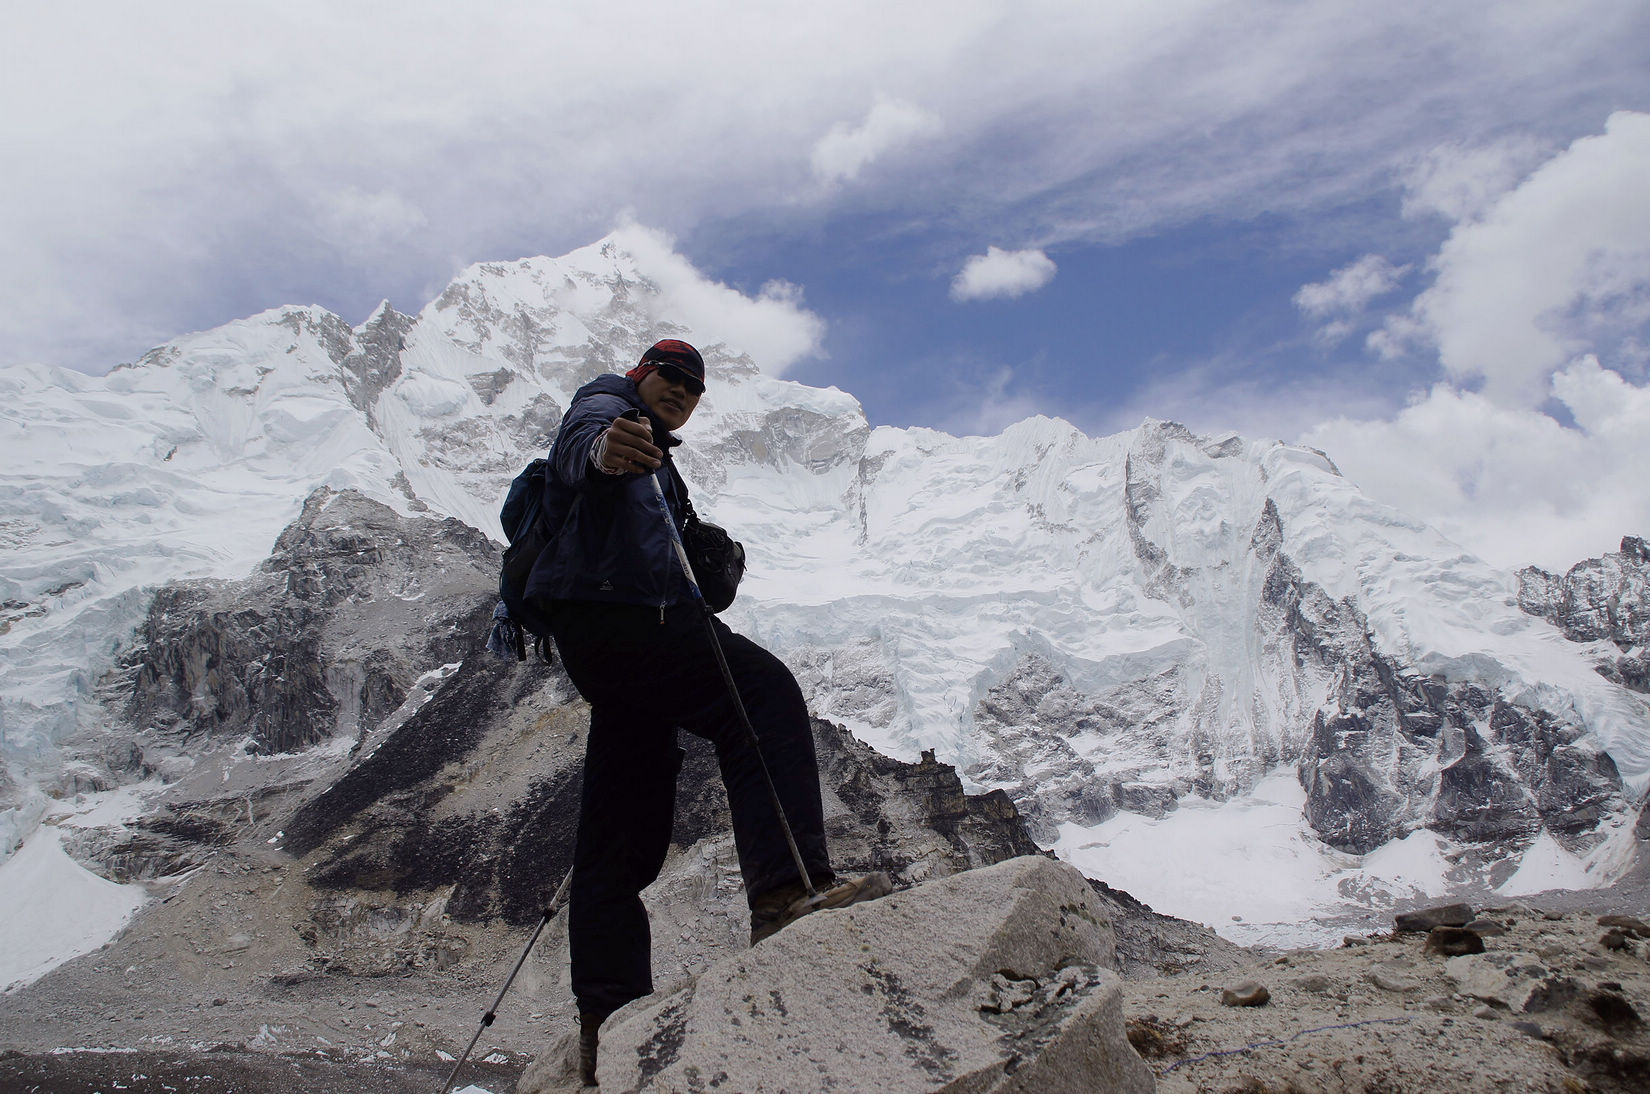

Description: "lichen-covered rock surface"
520 856 1154 1094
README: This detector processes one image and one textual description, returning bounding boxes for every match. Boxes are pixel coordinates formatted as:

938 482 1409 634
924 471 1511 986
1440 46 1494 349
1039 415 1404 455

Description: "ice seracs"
2 232 1645 946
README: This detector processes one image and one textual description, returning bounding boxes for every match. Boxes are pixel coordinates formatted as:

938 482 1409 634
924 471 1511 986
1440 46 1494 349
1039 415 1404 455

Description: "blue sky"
697 201 1435 438
4 1 1649 569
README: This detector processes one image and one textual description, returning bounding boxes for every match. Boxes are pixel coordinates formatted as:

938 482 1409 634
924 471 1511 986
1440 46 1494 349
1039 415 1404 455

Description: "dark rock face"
1261 508 1625 856
119 488 498 755
812 728 1046 879
1394 903 1474 932
1519 535 1650 694
1297 639 1625 856
285 654 584 926
284 658 1045 929
125 583 336 754
970 475 1631 861
337 306 413 427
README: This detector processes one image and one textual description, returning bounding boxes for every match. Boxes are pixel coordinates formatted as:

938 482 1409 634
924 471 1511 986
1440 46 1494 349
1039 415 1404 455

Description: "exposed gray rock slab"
1519 534 1650 694
534 856 1153 1094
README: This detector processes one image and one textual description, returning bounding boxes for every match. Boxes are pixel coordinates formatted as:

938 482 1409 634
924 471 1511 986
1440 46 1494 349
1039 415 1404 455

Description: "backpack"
678 495 746 613
487 458 559 662
484 452 746 662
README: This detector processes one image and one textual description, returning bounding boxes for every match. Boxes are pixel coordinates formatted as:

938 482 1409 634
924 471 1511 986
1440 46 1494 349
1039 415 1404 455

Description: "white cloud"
1294 113 1650 571
5 2 1644 373
1294 255 1409 343
1400 136 1553 223
1301 359 1650 572
1085 355 1406 448
932 367 1046 437
1391 111 1650 406
606 224 825 376
811 100 941 185
1295 255 1408 317
316 186 429 248
950 247 1057 302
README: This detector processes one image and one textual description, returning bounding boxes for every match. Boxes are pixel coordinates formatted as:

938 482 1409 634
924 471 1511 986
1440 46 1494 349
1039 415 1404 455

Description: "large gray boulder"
523 855 1155 1093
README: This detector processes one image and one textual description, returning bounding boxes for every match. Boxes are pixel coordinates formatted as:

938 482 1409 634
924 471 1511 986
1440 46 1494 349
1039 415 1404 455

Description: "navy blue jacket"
524 375 695 610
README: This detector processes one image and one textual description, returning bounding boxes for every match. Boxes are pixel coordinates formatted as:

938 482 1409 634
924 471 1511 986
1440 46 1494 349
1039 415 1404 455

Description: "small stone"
1464 918 1507 937
1584 989 1642 1031
1294 974 1333 993
1601 929 1632 951
1367 967 1421 993
1423 995 1454 1012
1510 1020 1547 1039
1542 910 1565 922
1426 926 1486 957
1598 915 1650 938
1392 904 1471 930
213 998 228 1007
1473 1005 1499 1020
982 973 1037 1013
1342 936 1370 947
1220 981 1271 1007
1395 904 1474 932
1523 976 1582 1015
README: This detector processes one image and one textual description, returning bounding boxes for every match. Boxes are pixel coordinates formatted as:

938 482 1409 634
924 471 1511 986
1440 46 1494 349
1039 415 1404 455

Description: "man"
526 339 888 1085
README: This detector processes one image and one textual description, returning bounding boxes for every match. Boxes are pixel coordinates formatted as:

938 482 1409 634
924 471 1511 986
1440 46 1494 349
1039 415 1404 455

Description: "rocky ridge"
507 861 1650 1094
6 235 1648 922
2 490 1241 1091
3 481 1649 1092
1521 535 1650 696
968 468 1632 870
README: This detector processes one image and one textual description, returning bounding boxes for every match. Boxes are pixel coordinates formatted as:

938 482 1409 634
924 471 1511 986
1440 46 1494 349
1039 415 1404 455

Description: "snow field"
2 233 1645 970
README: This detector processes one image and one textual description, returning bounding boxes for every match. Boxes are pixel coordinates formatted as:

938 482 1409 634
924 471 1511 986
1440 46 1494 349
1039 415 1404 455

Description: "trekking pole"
644 468 818 903
439 866 574 1094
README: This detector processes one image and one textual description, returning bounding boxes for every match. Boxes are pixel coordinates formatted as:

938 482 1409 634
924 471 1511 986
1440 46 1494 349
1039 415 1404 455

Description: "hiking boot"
578 1012 602 1086
749 871 894 945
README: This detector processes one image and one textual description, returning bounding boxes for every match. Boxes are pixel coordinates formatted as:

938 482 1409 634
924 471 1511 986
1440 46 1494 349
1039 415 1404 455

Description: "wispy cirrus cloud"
1399 135 1555 223
5 2 1645 375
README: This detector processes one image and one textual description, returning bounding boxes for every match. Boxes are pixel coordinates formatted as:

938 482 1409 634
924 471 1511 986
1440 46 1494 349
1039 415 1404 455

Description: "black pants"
549 600 833 1019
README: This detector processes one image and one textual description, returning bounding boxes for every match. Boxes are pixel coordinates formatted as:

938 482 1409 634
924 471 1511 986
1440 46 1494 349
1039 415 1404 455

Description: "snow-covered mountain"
2 235 1646 951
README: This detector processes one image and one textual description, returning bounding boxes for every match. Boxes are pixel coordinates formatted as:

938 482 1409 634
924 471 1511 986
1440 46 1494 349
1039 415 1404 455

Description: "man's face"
637 365 702 431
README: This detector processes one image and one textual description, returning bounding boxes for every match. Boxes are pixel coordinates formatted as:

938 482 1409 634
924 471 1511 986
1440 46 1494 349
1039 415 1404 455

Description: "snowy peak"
424 243 668 374
3 232 1648 939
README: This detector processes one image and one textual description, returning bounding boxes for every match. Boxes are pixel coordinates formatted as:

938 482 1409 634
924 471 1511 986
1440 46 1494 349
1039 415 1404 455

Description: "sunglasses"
657 363 705 396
